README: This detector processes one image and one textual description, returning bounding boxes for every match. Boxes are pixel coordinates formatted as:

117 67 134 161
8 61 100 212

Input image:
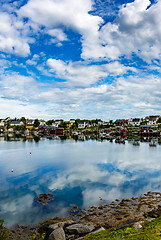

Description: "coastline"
3 191 161 239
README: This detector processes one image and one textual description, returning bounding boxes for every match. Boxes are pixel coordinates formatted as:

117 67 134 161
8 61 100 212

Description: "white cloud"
91 0 161 62
48 28 68 43
1 67 161 120
20 0 102 33
0 12 31 56
19 0 103 50
1 0 161 63
26 54 40 65
0 74 38 100
47 58 135 86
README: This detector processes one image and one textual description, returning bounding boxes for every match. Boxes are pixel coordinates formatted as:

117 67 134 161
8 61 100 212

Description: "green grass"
0 219 9 240
84 216 161 240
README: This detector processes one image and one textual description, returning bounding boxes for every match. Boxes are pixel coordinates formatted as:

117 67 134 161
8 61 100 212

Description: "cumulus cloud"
1 0 161 62
47 58 135 86
0 74 38 101
47 28 68 43
26 54 40 65
91 0 161 62
0 12 31 56
19 0 103 51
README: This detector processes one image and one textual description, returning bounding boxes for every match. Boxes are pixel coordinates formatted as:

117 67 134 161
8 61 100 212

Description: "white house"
26 119 35 125
0 119 5 127
39 119 46 126
78 121 88 129
128 118 141 126
52 119 64 128
148 115 160 126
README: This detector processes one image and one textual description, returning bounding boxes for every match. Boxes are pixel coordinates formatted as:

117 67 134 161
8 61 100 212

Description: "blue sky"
0 0 161 120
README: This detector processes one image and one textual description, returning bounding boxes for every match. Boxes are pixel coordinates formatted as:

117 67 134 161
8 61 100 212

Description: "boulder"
91 226 106 233
66 223 95 235
49 220 76 232
133 222 143 230
49 227 66 240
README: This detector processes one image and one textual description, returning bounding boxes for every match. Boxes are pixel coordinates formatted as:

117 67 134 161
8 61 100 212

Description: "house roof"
11 121 22 124
140 125 151 128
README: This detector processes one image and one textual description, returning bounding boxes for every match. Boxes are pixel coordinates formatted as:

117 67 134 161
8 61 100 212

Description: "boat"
133 139 140 146
149 139 157 147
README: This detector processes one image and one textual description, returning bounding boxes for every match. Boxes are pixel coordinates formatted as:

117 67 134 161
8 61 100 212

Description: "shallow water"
0 138 161 227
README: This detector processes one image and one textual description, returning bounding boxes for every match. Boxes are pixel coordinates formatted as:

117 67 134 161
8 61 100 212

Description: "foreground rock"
49 227 66 240
47 221 96 240
66 224 95 235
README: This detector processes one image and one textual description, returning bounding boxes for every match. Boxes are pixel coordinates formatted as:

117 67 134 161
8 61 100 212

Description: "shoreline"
3 191 161 239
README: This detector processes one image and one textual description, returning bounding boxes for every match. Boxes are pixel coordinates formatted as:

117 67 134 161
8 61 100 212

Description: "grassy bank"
84 216 161 240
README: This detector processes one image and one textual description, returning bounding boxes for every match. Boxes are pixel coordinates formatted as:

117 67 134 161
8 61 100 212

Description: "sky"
0 0 161 120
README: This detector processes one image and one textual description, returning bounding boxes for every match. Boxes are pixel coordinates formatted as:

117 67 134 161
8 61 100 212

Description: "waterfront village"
0 115 161 144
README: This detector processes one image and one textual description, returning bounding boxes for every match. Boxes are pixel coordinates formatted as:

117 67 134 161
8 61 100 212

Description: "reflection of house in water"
0 136 5 141
140 125 160 137
115 126 128 136
26 135 34 141
38 126 64 136
115 137 125 144
133 139 140 146
140 137 152 142
149 139 158 147
78 134 86 141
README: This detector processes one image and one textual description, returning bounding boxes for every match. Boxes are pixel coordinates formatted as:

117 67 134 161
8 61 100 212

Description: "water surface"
0 138 161 227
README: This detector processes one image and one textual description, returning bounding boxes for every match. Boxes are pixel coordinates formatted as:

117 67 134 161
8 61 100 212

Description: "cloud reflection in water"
0 139 161 227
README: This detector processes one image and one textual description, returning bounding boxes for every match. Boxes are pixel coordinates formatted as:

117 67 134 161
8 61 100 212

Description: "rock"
63 220 76 227
49 227 66 240
91 226 106 233
49 223 64 231
133 222 143 230
66 223 95 235
66 234 76 240
49 220 76 231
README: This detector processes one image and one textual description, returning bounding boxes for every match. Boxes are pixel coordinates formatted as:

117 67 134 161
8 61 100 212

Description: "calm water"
0 138 161 227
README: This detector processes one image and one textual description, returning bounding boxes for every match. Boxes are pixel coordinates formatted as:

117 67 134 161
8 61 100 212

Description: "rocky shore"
5 191 161 239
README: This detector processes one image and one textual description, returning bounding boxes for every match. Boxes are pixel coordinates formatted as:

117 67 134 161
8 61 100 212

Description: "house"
78 121 88 129
66 122 72 128
26 119 35 125
148 115 160 126
52 119 64 128
39 119 46 126
38 126 64 136
0 119 5 127
115 119 125 126
10 120 24 126
97 120 105 126
128 118 141 126
4 117 11 125
70 119 75 125
26 124 34 130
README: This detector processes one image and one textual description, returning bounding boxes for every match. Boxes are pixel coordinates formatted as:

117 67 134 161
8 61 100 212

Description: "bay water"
0 138 161 227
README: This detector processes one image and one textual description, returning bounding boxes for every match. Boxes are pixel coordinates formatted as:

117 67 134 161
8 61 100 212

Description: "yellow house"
26 124 34 130
66 123 72 128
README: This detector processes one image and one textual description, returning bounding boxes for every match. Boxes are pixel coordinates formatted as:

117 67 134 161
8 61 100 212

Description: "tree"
59 122 67 129
46 120 53 126
34 119 40 128
21 117 26 124
157 118 161 124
